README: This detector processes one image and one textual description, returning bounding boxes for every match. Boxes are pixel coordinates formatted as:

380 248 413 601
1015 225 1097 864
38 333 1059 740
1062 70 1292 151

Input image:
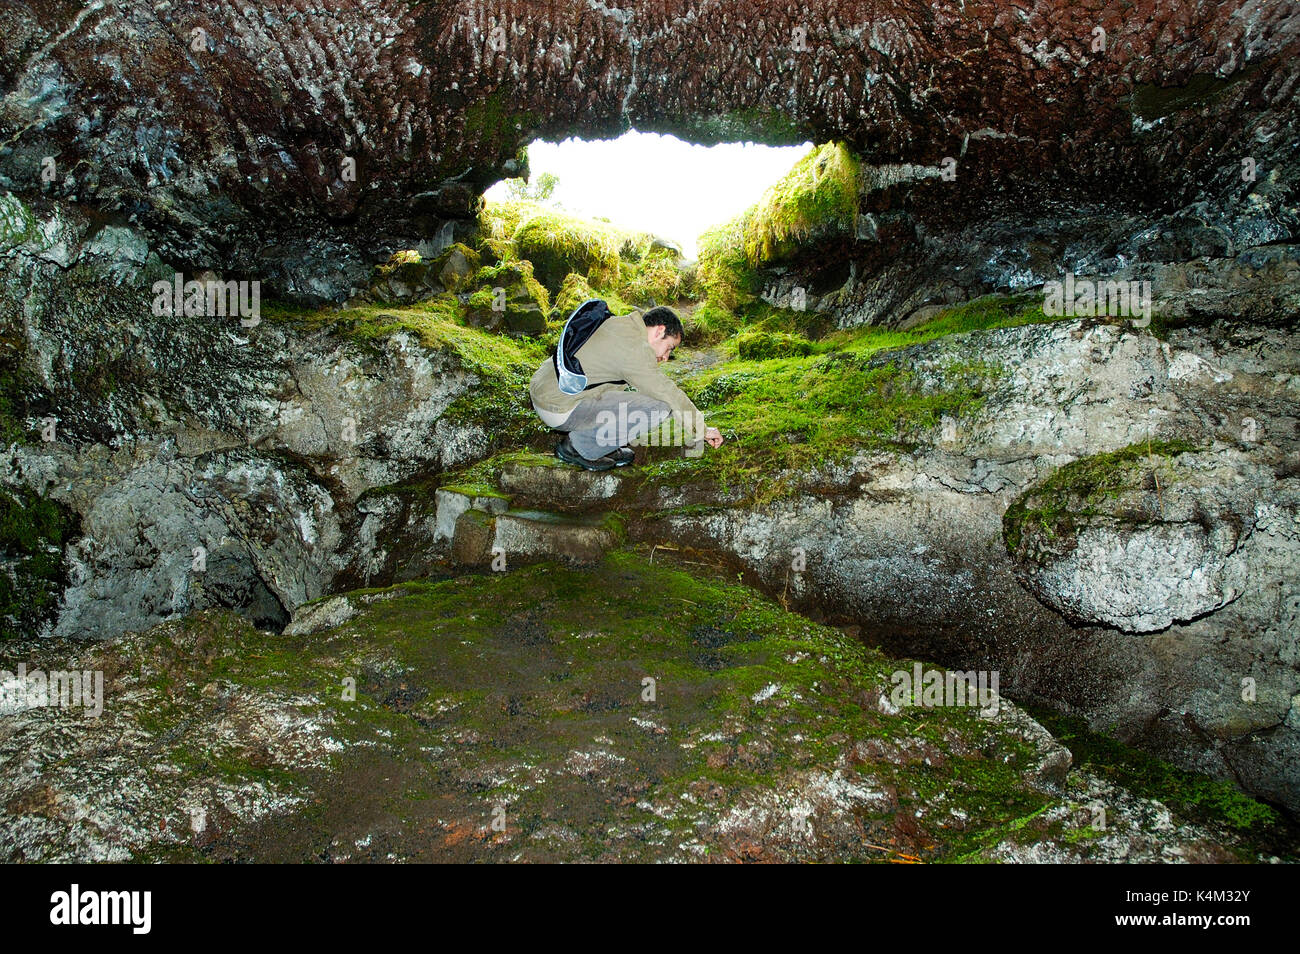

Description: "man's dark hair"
643 306 684 341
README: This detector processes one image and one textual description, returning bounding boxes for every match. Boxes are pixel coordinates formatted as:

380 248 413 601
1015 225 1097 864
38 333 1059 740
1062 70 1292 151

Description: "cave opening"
484 129 814 260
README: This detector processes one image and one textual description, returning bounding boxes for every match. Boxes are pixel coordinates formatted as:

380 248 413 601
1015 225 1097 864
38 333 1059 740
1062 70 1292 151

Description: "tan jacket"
530 311 704 439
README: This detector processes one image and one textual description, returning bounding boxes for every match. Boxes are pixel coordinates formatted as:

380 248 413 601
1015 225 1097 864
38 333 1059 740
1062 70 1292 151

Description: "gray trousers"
552 391 673 460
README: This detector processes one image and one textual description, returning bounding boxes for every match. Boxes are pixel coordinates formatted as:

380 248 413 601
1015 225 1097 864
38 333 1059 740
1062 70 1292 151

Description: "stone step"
497 454 629 510
433 485 510 545
451 507 622 567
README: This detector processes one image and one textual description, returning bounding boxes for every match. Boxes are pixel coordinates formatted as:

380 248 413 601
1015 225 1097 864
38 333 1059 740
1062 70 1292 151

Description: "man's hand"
705 426 724 449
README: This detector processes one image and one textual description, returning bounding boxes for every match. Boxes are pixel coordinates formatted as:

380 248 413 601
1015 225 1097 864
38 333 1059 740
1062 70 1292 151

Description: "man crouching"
529 305 725 471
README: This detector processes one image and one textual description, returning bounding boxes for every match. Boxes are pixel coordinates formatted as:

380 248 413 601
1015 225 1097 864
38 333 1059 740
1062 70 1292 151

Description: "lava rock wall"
2 1 1297 300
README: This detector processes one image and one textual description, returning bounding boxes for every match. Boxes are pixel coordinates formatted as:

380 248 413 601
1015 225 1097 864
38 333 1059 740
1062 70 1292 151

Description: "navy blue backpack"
553 298 615 394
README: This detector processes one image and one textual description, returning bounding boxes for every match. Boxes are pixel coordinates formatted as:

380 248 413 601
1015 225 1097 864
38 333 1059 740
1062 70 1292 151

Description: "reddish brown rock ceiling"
1 0 1296 287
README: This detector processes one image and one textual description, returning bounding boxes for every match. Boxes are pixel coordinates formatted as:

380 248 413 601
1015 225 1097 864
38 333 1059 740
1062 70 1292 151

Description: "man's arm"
620 349 706 442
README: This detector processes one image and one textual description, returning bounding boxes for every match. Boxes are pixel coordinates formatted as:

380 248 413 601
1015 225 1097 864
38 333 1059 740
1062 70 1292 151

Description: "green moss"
0 193 39 251
741 142 860 266
0 486 75 639
552 272 599 318
614 244 687 306
512 210 624 291
374 249 422 276
696 211 763 314
477 199 544 247
680 291 1062 380
438 482 510 500
428 243 482 293
477 235 517 264
646 351 1000 504
687 142 864 324
170 744 301 788
263 297 549 447
436 450 566 498
760 292 1068 361
734 329 814 361
273 296 542 374
0 368 31 446
0 488 71 553
473 259 551 316
948 803 1055 862
895 292 1058 338
437 242 481 265
1003 439 1200 554
478 199 690 315
551 272 631 321
1025 706 1286 840
692 144 861 323
51 541 1289 861
685 301 742 344
1061 822 1104 844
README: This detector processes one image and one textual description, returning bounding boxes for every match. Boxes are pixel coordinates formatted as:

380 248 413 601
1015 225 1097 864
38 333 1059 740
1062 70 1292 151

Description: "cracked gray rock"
0 197 491 640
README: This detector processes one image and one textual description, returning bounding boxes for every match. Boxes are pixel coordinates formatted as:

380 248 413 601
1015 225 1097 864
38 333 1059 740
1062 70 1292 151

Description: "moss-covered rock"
370 249 435 302
266 295 548 449
467 261 551 335
477 199 545 249
644 348 1001 503
431 243 482 293
512 210 623 292
1002 440 1201 555
0 193 39 252
1025 706 1285 838
1000 440 1264 634
369 245 484 301
552 272 601 319
616 244 687 305
696 212 762 315
734 329 815 361
741 142 861 265
0 486 76 639
552 272 632 320
477 199 690 313
693 142 861 324
683 300 741 344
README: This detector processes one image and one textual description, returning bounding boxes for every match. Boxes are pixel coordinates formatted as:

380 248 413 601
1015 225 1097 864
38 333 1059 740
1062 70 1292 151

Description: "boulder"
434 244 481 294
466 262 550 336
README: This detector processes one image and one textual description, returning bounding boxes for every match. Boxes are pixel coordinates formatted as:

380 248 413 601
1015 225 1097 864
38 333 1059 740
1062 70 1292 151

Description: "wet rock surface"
1 551 1282 863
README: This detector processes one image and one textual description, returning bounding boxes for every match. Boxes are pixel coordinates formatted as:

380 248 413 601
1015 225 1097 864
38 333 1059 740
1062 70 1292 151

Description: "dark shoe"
555 436 618 472
611 446 635 467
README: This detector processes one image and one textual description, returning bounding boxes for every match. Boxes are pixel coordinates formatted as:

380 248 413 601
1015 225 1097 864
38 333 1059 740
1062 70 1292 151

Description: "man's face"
647 325 681 364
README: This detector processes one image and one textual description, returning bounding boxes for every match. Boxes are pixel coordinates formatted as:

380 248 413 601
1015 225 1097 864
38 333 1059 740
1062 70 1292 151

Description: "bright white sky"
484 130 813 260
